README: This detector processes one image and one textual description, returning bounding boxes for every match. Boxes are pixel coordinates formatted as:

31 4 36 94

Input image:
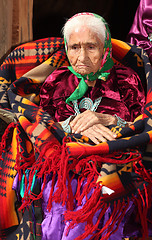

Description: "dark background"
33 0 139 42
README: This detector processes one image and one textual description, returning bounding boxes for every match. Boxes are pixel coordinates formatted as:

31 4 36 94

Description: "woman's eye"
72 46 78 50
70 45 79 51
88 45 96 50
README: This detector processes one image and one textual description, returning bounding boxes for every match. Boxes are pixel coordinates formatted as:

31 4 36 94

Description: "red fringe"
62 151 152 240
0 122 16 238
0 122 16 170
64 187 130 240
14 124 36 181
18 140 62 210
132 160 152 239
14 133 152 240
0 122 16 153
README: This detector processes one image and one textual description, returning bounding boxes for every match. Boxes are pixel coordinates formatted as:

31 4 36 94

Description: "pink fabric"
40 65 145 122
127 0 152 63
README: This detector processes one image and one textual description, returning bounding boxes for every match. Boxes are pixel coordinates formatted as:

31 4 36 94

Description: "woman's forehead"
68 26 103 45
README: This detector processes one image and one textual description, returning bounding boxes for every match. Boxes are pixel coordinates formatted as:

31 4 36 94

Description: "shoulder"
41 66 74 92
112 64 139 79
49 66 72 77
40 66 78 98
44 66 71 86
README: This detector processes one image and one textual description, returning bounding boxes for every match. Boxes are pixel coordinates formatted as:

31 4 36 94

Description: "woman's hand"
80 124 117 144
70 110 117 133
69 110 117 144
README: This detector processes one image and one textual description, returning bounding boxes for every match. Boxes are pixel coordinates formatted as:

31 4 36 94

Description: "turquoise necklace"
62 96 102 133
72 96 102 115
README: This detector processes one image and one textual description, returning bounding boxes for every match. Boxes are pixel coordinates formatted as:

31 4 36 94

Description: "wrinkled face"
67 26 104 75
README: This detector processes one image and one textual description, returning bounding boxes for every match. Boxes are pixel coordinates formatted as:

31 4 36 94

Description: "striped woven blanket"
0 37 152 239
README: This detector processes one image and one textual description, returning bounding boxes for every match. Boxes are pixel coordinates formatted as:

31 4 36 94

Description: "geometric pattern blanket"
0 37 152 239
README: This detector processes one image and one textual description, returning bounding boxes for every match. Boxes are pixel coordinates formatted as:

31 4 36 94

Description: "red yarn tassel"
0 122 16 170
64 186 130 240
15 131 152 240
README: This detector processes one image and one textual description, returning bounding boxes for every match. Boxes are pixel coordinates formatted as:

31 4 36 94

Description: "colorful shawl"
0 37 152 239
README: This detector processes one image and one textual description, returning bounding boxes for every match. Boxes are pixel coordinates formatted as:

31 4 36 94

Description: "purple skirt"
13 173 152 240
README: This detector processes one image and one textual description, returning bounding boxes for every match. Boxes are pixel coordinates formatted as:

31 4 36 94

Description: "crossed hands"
69 110 117 144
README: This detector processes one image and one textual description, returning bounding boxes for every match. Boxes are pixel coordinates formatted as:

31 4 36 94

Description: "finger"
70 110 92 127
95 130 114 142
86 127 111 142
71 111 99 133
93 125 117 140
70 114 90 133
76 114 100 133
70 114 80 125
81 130 100 145
70 114 81 128
73 117 96 133
81 126 112 144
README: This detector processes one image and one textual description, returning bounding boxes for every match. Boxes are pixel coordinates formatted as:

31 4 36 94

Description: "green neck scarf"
65 13 114 105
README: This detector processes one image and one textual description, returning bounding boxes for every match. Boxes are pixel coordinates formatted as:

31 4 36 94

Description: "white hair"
62 13 106 45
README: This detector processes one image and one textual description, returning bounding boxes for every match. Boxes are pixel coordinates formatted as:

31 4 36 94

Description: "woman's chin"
76 69 92 76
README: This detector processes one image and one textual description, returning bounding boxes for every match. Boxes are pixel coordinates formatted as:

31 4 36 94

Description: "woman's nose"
78 47 87 61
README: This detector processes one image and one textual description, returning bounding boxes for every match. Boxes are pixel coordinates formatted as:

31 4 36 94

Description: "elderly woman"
40 13 144 144
38 13 146 240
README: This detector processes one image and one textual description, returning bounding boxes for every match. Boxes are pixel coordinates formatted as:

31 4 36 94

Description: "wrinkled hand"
70 110 116 133
70 110 117 144
80 124 117 144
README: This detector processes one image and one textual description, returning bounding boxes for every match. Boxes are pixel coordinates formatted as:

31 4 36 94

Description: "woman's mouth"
77 65 89 68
